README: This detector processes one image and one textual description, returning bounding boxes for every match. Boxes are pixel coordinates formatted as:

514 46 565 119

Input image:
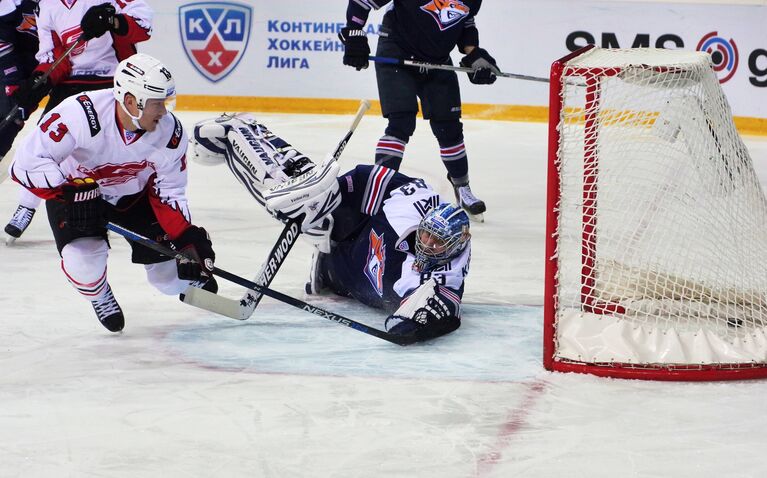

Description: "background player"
338 0 500 219
192 114 472 342
9 53 215 333
1 0 40 240
4 0 152 242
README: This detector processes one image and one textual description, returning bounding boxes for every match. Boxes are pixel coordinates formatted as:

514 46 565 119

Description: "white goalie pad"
263 159 341 233
190 113 315 203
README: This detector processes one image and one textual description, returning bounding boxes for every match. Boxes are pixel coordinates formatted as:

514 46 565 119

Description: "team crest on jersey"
79 160 149 187
364 229 386 297
16 13 37 36
420 0 470 31
179 2 252 82
60 25 86 56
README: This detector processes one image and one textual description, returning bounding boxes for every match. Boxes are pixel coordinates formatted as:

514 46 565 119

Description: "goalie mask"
113 53 176 129
413 203 470 272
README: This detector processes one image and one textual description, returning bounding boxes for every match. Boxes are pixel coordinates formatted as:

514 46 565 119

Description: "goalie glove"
385 278 461 342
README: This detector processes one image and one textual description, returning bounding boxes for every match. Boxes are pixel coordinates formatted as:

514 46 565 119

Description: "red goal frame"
542 45 767 381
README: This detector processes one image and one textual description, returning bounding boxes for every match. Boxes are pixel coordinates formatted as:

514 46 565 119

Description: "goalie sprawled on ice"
192 113 472 343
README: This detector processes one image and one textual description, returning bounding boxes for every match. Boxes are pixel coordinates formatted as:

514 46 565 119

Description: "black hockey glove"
413 294 451 325
173 226 216 281
80 3 117 40
61 178 107 232
338 27 370 70
12 72 51 120
459 48 499 85
385 290 460 342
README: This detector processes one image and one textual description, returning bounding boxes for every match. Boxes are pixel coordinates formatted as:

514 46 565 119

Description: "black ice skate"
91 285 125 332
305 248 327 295
453 183 486 222
4 205 35 243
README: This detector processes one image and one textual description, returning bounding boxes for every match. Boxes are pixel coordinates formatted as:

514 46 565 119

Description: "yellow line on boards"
172 95 766 136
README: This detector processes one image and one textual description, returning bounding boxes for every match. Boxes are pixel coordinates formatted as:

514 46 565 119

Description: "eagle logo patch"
420 0 470 31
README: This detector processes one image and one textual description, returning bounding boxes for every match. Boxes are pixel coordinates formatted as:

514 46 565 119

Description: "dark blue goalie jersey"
322 165 470 312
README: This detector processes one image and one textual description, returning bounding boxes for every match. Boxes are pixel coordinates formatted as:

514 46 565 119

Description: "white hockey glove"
263 159 341 233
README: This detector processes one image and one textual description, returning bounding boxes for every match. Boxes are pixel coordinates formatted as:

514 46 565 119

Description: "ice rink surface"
2 110 767 477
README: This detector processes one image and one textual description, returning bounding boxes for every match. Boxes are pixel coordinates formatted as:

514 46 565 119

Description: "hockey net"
543 45 767 380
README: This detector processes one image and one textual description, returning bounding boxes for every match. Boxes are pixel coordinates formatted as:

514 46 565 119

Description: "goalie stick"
181 99 372 320
106 222 415 346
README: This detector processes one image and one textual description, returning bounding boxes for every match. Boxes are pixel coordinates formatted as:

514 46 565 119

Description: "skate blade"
5 235 17 245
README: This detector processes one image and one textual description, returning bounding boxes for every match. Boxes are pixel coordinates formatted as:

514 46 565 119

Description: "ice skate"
91 285 125 333
453 183 485 223
305 248 327 295
4 205 35 244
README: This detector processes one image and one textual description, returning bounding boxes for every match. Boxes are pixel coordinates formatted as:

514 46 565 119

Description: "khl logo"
696 32 738 83
179 2 252 83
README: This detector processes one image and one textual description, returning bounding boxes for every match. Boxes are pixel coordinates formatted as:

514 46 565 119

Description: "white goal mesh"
546 46 767 378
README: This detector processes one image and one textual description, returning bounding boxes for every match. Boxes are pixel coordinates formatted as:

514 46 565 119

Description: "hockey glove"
61 178 106 232
173 226 216 281
385 281 461 342
459 48 499 85
338 27 370 70
12 72 51 120
80 3 117 40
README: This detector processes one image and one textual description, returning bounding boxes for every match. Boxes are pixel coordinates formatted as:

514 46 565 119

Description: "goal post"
544 45 767 381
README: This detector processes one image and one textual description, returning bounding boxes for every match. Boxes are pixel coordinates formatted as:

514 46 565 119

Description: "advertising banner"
144 1 767 120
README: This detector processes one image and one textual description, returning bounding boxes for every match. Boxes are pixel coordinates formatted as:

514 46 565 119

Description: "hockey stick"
181 99 372 320
368 55 549 83
106 222 414 346
0 38 83 133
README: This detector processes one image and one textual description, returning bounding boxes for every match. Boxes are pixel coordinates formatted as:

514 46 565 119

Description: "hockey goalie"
191 113 472 342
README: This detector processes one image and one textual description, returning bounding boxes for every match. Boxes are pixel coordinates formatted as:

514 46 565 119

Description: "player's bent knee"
145 260 190 295
429 119 464 144
385 112 417 140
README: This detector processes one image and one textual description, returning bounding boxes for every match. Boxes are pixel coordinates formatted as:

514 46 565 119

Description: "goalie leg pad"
264 160 342 233
191 114 316 201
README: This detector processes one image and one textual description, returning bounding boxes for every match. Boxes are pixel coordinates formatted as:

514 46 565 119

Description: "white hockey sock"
60 238 109 301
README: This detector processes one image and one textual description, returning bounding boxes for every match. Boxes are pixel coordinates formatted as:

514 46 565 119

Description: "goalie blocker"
192 115 472 342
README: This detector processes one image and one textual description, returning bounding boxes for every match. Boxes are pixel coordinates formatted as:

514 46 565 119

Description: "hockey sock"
374 134 406 170
60 238 109 300
439 140 469 185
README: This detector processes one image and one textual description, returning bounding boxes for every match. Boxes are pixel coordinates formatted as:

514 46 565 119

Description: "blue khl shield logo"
179 2 252 83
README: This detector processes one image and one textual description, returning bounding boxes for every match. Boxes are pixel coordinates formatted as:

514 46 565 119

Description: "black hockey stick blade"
106 222 415 346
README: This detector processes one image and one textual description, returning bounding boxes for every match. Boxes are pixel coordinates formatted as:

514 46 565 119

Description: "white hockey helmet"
113 53 176 123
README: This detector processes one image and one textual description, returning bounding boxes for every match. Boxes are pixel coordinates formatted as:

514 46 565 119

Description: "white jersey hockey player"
9 53 216 333
192 114 472 343
5 0 153 242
